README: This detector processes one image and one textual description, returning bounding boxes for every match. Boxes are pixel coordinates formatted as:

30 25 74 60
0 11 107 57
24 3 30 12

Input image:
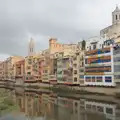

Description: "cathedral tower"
112 5 120 24
28 38 35 56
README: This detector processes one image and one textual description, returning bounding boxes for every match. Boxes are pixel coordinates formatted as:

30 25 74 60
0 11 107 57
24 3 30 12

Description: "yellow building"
0 61 4 81
41 54 50 83
49 38 77 55
25 54 41 83
6 56 24 81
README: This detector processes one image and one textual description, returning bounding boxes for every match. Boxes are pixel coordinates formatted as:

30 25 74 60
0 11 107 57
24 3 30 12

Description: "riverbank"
1 81 120 98
1 84 120 107
24 83 120 97
13 86 120 106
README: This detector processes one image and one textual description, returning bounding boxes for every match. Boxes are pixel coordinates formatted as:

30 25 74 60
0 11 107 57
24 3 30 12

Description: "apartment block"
5 56 23 81
56 52 73 85
25 55 41 83
14 59 25 85
72 41 85 86
84 37 116 86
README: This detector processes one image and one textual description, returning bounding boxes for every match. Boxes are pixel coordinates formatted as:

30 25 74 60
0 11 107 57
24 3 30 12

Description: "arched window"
116 15 118 20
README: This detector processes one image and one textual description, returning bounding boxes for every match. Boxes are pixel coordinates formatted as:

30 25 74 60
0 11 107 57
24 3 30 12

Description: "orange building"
14 59 25 86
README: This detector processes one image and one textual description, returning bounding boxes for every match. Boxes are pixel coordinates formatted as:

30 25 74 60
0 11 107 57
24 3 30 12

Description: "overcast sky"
0 0 120 60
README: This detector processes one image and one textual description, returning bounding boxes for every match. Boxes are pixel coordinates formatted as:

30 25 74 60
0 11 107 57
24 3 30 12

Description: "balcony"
85 56 111 64
85 47 110 56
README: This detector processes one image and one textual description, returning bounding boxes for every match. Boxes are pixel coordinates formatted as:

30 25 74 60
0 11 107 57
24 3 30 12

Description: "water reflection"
1 88 120 120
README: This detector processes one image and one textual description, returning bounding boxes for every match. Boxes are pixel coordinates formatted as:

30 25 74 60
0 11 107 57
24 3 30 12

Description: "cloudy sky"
0 0 120 60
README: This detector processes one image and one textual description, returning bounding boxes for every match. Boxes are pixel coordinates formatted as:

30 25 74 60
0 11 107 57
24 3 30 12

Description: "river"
0 87 120 120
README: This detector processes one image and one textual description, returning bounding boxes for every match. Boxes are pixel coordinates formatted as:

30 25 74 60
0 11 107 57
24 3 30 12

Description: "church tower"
28 38 35 56
112 5 120 24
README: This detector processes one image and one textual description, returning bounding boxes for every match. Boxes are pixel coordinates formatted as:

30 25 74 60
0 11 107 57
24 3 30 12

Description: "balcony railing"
85 47 110 56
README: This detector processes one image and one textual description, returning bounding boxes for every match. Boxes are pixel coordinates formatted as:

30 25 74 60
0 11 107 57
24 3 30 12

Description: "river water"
0 87 120 120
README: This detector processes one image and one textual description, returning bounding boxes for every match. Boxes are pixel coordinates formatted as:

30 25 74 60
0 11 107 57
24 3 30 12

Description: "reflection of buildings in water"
16 95 25 112
14 91 120 120
85 100 116 118
57 97 73 109
72 98 120 120
15 92 45 119
24 92 44 118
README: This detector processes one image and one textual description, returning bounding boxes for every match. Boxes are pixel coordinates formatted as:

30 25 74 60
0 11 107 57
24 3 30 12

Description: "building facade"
56 52 73 85
14 59 25 85
49 38 77 54
84 37 115 86
24 55 41 83
100 6 120 43
113 43 120 84
72 41 85 86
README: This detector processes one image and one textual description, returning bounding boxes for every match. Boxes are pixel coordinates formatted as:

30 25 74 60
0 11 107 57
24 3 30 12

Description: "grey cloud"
0 0 120 58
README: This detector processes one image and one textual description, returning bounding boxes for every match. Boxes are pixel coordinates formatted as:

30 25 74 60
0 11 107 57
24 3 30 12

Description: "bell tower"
112 5 120 24
28 37 35 56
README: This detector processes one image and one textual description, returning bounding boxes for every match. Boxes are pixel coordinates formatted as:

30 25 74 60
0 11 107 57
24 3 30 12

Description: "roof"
113 5 120 12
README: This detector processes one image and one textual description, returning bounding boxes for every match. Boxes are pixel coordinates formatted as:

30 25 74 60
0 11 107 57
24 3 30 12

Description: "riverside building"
72 41 85 86
56 52 73 85
100 5 120 43
14 59 25 86
84 36 116 86
113 43 120 84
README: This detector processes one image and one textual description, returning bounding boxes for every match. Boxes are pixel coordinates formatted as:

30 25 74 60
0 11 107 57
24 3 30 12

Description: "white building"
100 5 120 43
86 36 105 51
84 36 116 86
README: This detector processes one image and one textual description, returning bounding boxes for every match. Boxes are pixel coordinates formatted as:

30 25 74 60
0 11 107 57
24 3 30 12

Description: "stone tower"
112 5 120 24
28 38 35 56
49 38 57 54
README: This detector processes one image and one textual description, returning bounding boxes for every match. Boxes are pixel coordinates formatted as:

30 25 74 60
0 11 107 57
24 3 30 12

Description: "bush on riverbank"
51 86 90 94
0 89 18 114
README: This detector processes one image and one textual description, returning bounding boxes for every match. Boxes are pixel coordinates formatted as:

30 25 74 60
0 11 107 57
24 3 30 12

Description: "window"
92 77 95 82
102 44 104 49
75 102 78 107
74 70 77 74
27 72 31 75
106 108 113 114
27 66 31 69
79 69 84 72
97 106 104 112
80 75 84 79
89 46 91 50
114 65 120 72
116 15 118 20
82 62 84 67
93 44 96 50
114 57 120 62
92 105 96 111
44 70 48 73
96 77 102 82
85 59 87 64
73 64 77 68
105 76 112 83
105 80 112 82
86 104 91 109
114 75 120 80
86 77 91 82
74 77 77 82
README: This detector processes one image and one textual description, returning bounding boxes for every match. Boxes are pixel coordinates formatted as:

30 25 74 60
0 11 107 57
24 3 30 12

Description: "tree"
82 40 86 50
